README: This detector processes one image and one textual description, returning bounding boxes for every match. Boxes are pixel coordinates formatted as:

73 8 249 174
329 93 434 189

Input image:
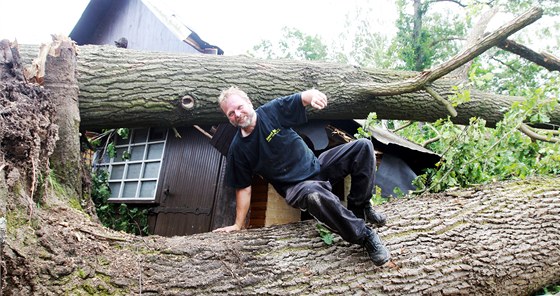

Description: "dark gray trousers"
284 138 376 244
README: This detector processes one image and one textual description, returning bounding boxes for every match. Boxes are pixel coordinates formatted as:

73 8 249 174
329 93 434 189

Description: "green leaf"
316 223 334 245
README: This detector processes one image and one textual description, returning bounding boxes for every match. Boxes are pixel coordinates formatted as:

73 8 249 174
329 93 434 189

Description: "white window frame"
96 128 168 202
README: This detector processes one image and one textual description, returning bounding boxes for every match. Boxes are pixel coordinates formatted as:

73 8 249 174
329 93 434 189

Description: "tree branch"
498 39 560 72
429 36 465 48
429 0 468 8
448 7 499 80
518 123 560 143
424 85 458 117
358 6 543 96
490 56 525 75
390 121 414 133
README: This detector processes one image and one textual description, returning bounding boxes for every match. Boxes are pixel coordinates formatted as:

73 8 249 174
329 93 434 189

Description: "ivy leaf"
316 223 334 245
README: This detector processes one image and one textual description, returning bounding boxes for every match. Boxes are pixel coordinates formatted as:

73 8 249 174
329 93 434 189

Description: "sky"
0 0 397 56
0 1 556 56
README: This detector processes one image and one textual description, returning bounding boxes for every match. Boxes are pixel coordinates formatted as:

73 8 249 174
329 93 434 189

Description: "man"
214 86 390 266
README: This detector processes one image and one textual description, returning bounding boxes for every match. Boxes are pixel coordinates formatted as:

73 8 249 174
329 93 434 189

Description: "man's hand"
213 224 242 233
301 89 328 110
214 186 251 233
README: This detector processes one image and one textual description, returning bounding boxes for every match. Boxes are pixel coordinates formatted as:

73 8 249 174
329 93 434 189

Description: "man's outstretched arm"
213 185 252 232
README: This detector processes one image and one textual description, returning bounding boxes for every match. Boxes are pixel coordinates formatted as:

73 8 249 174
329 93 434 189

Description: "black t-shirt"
225 93 320 196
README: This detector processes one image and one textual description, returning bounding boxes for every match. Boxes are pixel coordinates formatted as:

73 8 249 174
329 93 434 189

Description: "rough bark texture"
3 67 560 294
3 6 560 294
43 38 82 198
3 177 560 295
12 7 552 131
16 44 560 131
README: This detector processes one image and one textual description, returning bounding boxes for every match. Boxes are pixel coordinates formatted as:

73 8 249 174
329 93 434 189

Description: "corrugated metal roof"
367 126 439 157
142 0 223 54
69 0 223 54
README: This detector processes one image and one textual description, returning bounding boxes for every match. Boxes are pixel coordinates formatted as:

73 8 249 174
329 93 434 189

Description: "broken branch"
358 6 543 96
498 39 560 72
425 86 458 117
518 123 560 143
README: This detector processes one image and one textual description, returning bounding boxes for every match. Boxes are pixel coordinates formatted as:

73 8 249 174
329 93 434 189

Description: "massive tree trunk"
17 35 559 132
4 6 560 295
65 46 560 131
3 175 560 295
14 7 556 131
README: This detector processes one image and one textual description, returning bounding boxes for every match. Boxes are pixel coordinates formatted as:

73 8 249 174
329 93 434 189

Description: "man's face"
220 94 256 128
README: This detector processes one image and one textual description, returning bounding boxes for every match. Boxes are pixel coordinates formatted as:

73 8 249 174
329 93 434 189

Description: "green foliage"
91 169 149 236
315 223 334 245
329 4 398 68
250 27 328 61
535 283 560 295
246 2 559 293
87 127 149 235
394 0 466 71
393 90 560 193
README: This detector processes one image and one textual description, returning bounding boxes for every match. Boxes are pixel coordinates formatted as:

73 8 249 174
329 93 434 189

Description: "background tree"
246 1 560 194
394 0 467 71
250 27 328 61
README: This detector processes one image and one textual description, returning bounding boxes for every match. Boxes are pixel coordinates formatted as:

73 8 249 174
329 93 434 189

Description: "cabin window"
96 127 168 202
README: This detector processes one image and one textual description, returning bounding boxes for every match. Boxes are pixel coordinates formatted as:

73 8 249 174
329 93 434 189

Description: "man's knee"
285 180 332 208
355 138 374 152
305 192 322 210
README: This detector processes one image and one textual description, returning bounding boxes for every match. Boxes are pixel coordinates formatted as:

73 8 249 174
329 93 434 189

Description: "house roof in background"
69 0 223 54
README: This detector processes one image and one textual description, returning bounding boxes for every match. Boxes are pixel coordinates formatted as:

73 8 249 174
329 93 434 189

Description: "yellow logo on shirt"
266 128 281 142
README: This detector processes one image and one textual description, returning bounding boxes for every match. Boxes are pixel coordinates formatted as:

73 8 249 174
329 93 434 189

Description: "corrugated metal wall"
149 127 224 236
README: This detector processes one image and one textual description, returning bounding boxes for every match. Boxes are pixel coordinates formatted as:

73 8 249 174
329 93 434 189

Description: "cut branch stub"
181 95 195 110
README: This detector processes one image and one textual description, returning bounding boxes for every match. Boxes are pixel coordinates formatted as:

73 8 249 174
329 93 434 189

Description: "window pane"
109 182 121 198
149 128 167 141
130 145 145 161
98 151 111 164
110 165 125 180
147 143 164 159
115 147 129 162
126 163 142 179
133 128 148 143
143 162 160 178
139 181 156 198
115 134 129 145
122 181 138 198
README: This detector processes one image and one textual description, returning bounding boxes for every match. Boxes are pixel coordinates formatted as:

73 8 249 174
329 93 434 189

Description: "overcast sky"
0 0 396 55
0 0 556 56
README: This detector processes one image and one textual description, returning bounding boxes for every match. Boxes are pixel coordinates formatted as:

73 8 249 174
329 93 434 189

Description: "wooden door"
149 127 224 236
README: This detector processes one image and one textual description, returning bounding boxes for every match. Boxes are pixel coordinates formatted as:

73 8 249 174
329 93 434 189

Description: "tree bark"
14 7 556 131
3 177 560 295
498 39 560 72
43 37 83 198
17 44 549 131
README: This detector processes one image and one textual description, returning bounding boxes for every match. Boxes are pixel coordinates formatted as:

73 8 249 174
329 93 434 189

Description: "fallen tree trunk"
16 47 560 133
14 7 558 131
69 46 560 131
4 177 560 295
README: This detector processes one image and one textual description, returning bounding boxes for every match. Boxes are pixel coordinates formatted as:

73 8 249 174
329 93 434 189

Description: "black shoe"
349 204 387 227
362 227 390 266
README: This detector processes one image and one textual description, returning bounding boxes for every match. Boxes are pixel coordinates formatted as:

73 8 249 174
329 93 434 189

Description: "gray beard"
233 110 255 128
